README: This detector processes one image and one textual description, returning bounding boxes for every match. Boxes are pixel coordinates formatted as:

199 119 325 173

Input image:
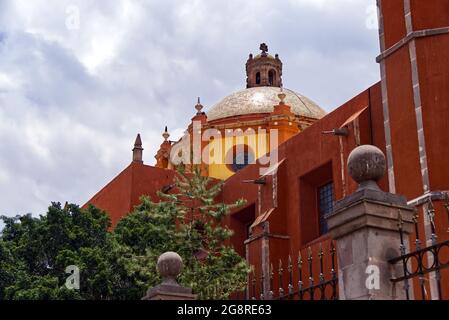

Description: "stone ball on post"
157 251 183 285
347 145 386 191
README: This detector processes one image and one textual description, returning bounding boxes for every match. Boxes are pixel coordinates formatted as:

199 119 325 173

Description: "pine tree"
115 165 250 299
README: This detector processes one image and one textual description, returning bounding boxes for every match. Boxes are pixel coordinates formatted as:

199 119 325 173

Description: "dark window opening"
246 223 252 239
268 70 275 86
230 203 256 257
318 182 334 235
255 72 261 85
299 161 333 244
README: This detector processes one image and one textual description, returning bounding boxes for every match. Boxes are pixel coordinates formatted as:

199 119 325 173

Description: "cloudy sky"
0 0 380 218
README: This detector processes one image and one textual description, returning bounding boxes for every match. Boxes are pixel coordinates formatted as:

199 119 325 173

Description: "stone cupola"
246 43 283 88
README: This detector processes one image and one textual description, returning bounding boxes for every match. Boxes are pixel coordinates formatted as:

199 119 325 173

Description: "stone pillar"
327 145 415 300
142 252 196 300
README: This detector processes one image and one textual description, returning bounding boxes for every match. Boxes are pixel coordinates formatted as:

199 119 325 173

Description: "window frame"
317 181 334 236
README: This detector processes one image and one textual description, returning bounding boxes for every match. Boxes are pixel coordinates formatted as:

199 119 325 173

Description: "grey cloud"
0 0 380 218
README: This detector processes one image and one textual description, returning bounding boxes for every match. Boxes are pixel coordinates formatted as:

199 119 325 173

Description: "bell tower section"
246 43 283 88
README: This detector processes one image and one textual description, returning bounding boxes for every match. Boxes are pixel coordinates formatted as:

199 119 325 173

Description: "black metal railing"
248 241 338 300
389 194 449 300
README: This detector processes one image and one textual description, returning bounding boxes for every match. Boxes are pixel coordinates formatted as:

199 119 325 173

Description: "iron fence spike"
426 198 437 242
412 210 419 224
330 241 336 254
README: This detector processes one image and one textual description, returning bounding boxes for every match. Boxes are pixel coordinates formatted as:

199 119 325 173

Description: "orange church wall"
83 164 133 226
413 9 449 299
129 163 175 213
264 236 290 294
380 0 449 221
415 34 449 191
222 165 260 211
379 0 449 201
246 237 262 297
381 0 407 49
411 0 449 31
379 1 449 298
84 162 175 226
384 47 424 199
368 81 389 189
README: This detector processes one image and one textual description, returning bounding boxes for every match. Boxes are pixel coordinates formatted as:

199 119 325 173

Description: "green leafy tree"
0 204 117 300
0 166 250 300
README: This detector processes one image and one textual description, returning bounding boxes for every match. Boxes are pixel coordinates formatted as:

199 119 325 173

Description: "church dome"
254 53 275 60
206 86 326 121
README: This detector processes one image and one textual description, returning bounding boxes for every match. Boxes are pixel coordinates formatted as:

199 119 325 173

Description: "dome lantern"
246 43 283 88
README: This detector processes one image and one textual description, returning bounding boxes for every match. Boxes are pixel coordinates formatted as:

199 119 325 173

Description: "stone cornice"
376 26 449 63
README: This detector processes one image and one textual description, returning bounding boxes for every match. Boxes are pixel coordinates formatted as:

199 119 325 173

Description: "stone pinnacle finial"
157 252 183 286
347 145 386 191
132 134 143 163
134 133 142 147
278 87 286 105
195 97 204 115
162 126 170 142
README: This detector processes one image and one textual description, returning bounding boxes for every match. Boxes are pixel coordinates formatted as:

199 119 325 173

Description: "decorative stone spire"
195 97 204 115
278 87 286 105
132 133 144 163
269 86 298 145
155 127 172 169
162 126 170 142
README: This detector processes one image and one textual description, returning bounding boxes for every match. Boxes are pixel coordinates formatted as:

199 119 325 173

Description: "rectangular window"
318 182 334 235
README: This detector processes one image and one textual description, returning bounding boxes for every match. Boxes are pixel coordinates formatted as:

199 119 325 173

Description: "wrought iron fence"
247 241 338 300
389 194 449 300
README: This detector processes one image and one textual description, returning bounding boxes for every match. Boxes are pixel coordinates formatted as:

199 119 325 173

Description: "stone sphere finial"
347 145 386 191
157 252 183 284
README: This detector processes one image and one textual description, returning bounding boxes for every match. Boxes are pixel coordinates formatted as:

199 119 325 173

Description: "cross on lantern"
260 43 268 55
